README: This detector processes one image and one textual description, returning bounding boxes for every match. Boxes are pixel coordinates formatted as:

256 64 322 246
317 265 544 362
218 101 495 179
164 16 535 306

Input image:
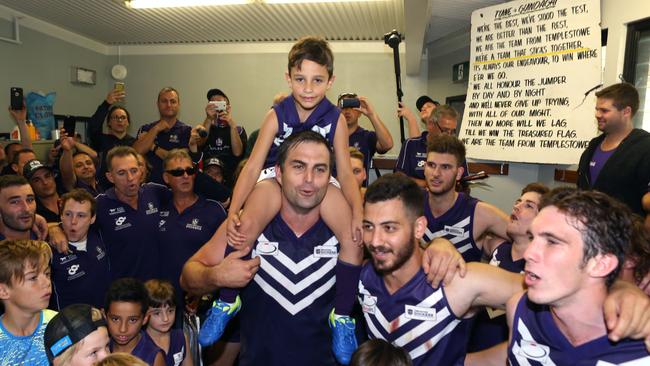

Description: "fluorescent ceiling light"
266 0 382 3
126 0 251 9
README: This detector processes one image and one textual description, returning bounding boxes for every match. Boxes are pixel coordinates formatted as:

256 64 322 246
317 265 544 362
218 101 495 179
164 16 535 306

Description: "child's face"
147 304 175 334
106 301 146 347
67 327 110 366
285 59 334 113
2 261 51 313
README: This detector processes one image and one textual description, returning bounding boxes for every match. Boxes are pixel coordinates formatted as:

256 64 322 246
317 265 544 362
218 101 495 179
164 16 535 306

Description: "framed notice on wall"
458 0 601 164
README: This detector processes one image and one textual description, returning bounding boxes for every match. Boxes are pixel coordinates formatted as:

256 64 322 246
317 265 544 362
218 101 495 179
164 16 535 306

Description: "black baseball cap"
204 156 225 169
206 88 229 103
416 95 439 111
23 159 53 180
44 304 107 362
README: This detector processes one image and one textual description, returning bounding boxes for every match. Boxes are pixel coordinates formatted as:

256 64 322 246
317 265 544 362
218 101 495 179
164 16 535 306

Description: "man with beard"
23 159 62 223
421 135 509 263
361 174 650 365
577 83 650 218
133 87 192 184
0 175 39 240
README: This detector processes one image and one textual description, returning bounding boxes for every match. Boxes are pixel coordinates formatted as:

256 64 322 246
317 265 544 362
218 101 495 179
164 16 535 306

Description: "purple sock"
218 244 249 303
334 260 362 316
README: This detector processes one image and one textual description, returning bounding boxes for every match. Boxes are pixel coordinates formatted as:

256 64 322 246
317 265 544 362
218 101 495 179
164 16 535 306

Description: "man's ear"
106 172 114 184
587 253 619 280
275 164 282 185
0 283 11 301
90 214 96 225
414 215 428 240
455 165 465 182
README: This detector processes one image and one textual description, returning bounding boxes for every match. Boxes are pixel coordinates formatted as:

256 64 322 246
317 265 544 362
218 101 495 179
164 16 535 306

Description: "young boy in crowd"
349 147 367 197
51 189 111 310
202 35 363 364
0 239 55 366
144 279 192 366
105 278 165 366
44 303 110 366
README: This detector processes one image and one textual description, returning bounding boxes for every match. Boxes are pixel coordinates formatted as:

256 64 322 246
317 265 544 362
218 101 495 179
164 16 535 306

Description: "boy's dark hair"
521 182 549 196
540 188 633 287
4 142 20 157
144 279 177 308
365 173 423 218
276 131 333 171
426 134 466 167
288 36 334 78
0 240 52 287
61 189 97 217
105 278 149 315
106 106 131 127
595 82 639 116
627 216 650 283
350 339 412 366
0 174 30 193
105 146 139 172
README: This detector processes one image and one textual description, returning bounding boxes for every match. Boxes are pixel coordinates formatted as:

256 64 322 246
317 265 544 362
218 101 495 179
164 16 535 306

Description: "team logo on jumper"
417 160 425 167
216 137 223 147
59 254 77 264
311 123 332 138
160 211 169 217
353 142 360 149
96 246 105 260
185 218 202 231
314 245 338 258
68 264 80 275
108 207 125 215
416 152 426 158
169 134 179 143
159 220 166 231
517 339 550 363
444 225 465 237
273 123 293 146
145 202 158 215
256 241 278 256
114 216 131 231
404 305 436 321
361 295 377 314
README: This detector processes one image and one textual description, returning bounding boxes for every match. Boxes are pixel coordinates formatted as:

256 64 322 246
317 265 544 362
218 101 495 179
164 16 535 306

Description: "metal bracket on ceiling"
0 16 22 45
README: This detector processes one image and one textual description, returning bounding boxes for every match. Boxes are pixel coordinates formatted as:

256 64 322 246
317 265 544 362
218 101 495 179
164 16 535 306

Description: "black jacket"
577 128 650 216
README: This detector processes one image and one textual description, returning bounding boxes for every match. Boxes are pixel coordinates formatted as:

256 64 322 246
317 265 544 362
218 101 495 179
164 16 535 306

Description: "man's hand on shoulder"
213 247 261 289
604 279 650 350
422 237 467 287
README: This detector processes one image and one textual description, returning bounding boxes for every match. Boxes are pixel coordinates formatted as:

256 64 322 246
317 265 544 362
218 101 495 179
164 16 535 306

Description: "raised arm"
8 105 32 149
397 102 421 138
59 134 77 192
358 96 393 154
474 201 510 254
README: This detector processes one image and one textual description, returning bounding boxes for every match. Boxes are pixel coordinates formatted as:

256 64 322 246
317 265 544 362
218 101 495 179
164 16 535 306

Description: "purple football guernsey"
359 264 471 365
164 328 186 366
113 330 162 366
238 214 338 366
394 131 428 180
95 183 171 281
509 293 650 365
137 120 191 184
469 242 524 351
423 191 483 262
265 95 340 169
158 196 226 304
348 126 377 186
51 226 110 310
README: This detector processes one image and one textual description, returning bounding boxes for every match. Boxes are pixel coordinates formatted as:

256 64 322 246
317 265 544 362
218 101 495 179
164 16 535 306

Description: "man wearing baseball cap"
44 304 110 366
203 156 226 184
23 159 62 222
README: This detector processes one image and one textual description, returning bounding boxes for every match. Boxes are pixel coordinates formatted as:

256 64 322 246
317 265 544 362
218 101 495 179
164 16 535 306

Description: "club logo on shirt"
311 123 332 138
256 241 278 256
96 246 105 260
314 245 338 258
159 220 166 232
361 295 377 314
58 253 78 264
160 210 169 217
68 264 80 275
417 160 425 167
169 134 179 143
273 123 293 146
416 152 426 158
517 339 550 363
353 142 360 149
404 305 437 321
145 202 158 215
185 218 202 231
444 225 465 237
216 137 223 147
114 216 131 231
109 207 125 216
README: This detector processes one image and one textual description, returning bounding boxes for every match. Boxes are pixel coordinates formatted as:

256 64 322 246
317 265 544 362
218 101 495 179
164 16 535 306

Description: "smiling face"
106 301 146 348
363 198 425 276
73 154 96 182
276 140 330 214
595 97 630 134
285 59 334 116
0 184 36 233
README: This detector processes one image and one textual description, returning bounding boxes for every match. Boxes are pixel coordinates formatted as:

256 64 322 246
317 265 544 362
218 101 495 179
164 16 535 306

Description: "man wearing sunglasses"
337 93 393 186
395 105 459 188
159 149 227 307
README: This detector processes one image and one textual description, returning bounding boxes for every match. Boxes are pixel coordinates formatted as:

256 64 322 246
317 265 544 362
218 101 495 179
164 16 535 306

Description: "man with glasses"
159 149 227 305
395 105 459 187
338 93 393 186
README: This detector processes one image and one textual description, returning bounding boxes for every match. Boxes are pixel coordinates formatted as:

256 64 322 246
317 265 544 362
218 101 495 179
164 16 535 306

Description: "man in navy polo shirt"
394 105 459 188
133 87 192 184
158 149 227 305
95 146 170 281
51 189 110 310
337 93 393 186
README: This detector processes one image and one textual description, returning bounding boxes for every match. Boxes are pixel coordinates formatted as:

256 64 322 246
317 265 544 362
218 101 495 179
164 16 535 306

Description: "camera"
383 29 402 49
340 98 361 109
209 100 227 112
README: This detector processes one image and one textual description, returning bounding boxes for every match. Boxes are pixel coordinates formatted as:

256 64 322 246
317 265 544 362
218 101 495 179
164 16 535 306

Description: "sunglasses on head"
165 167 196 177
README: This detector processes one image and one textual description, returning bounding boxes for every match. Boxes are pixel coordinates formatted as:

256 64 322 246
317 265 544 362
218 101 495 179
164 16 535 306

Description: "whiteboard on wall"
458 0 601 164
